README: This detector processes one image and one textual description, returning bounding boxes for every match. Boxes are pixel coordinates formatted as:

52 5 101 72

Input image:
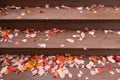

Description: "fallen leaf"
15 42 19 45
106 65 112 70
53 71 59 78
8 66 15 73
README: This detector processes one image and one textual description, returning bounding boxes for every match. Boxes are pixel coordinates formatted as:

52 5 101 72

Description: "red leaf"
8 66 15 73
97 68 103 73
106 65 112 70
44 60 49 65
114 56 120 62
4 59 10 66
83 28 89 32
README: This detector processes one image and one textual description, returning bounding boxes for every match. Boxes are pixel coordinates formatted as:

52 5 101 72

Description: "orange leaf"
92 58 97 62
53 71 59 78
15 42 19 45
28 59 36 67
3 31 9 39
58 55 65 62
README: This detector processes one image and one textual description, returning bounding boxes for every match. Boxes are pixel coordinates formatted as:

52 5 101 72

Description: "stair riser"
0 0 120 7
0 20 120 30
0 48 120 55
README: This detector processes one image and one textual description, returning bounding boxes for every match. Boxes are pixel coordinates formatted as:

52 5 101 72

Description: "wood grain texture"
0 31 120 55
3 68 120 80
0 8 120 19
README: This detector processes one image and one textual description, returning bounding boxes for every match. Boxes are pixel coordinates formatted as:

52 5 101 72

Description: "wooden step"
3 67 120 80
0 30 120 55
2 55 120 80
0 7 120 20
1 30 120 48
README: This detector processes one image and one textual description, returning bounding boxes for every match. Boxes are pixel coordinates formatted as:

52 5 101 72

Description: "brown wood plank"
0 20 120 30
0 8 120 20
1 31 120 49
3 68 120 80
